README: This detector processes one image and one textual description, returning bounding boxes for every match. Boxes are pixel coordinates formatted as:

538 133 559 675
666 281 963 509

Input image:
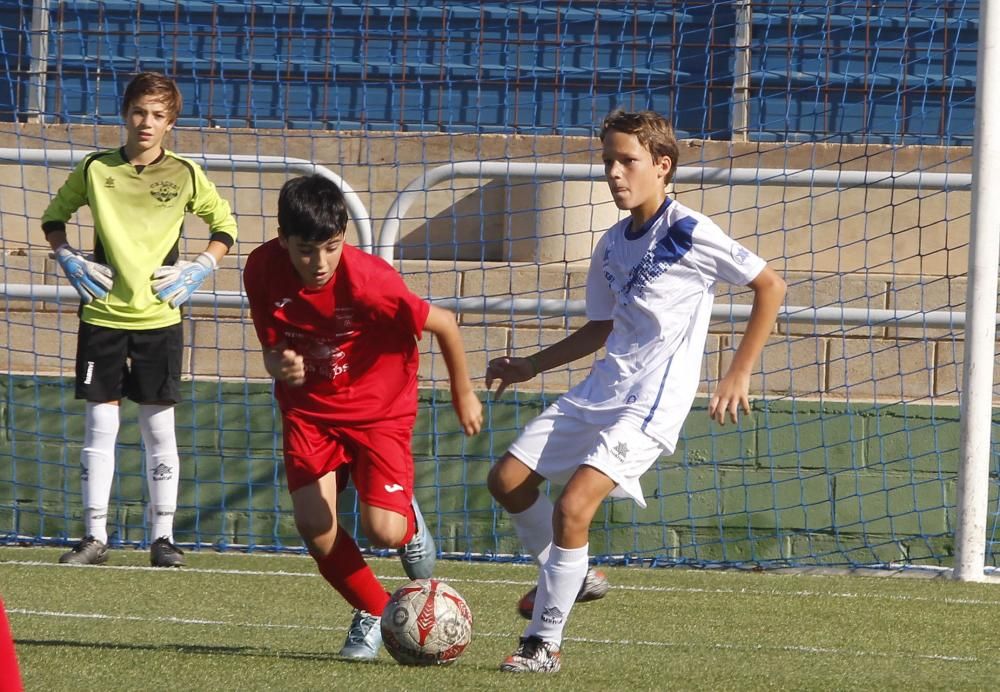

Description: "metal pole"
27 0 49 123
953 0 1000 582
732 0 752 142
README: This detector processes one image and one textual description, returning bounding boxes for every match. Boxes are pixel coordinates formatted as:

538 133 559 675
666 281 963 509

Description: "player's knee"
360 510 407 548
295 513 336 547
487 454 527 500
553 493 594 537
486 462 507 499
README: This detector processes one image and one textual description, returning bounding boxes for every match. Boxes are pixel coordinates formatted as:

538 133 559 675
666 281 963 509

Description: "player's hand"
452 387 483 436
485 356 536 398
266 348 306 386
151 251 217 308
708 370 752 425
54 244 114 304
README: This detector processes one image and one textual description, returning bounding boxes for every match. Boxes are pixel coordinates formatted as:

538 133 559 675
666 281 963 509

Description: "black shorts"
75 322 184 404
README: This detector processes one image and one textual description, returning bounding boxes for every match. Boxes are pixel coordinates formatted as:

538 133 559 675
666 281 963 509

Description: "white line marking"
6 607 978 663
5 560 1000 607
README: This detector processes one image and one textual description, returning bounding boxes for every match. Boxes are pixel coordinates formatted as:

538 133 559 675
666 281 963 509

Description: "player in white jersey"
486 110 786 673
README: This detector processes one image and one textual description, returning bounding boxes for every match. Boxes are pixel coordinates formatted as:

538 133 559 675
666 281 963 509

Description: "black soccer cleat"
149 537 185 568
59 536 109 565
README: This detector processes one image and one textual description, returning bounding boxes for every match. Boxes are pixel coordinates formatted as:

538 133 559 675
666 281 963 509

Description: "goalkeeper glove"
151 251 217 308
54 244 115 304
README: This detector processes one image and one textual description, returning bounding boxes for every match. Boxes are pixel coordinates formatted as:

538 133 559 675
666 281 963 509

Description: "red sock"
314 527 390 615
0 597 23 692
400 506 416 546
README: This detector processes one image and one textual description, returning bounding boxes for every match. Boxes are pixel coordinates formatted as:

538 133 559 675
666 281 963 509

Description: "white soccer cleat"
517 567 609 619
399 497 436 579
339 609 382 660
499 635 561 673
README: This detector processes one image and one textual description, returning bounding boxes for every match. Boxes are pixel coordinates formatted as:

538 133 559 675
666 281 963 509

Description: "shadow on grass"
15 638 354 663
17 638 506 673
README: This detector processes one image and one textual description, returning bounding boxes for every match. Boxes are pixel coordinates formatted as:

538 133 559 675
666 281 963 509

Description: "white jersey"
559 197 766 449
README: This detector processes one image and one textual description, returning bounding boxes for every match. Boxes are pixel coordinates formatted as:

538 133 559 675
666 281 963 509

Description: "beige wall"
0 123 977 404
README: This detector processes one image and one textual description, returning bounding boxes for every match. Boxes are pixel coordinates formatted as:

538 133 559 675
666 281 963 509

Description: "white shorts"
507 401 665 508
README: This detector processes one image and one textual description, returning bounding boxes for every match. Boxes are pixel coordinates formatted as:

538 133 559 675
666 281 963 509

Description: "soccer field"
3 546 999 691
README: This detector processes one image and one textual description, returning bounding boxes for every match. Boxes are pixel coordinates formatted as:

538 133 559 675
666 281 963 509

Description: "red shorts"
281 413 414 515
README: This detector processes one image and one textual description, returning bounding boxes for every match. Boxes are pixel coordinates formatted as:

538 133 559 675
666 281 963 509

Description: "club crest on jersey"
731 243 750 265
150 180 180 204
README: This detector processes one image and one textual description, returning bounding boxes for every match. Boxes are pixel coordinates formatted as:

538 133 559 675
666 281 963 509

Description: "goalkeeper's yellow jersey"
42 147 238 330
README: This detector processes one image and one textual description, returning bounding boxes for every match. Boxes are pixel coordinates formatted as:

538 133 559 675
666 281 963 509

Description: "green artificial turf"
3 546 1000 691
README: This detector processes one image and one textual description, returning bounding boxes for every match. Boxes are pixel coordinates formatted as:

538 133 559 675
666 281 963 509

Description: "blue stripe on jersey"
622 213 697 298
642 353 675 431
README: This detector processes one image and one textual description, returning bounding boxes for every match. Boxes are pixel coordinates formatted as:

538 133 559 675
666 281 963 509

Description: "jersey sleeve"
585 231 615 320
40 157 91 228
242 249 281 349
187 164 238 246
689 220 766 287
360 257 431 338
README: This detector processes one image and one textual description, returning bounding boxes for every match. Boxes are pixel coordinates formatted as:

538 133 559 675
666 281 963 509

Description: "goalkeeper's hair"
600 110 679 186
277 175 349 242
121 72 182 122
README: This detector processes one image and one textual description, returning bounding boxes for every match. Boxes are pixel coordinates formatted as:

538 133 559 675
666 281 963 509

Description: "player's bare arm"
709 265 786 425
423 304 483 436
263 345 306 387
485 319 613 398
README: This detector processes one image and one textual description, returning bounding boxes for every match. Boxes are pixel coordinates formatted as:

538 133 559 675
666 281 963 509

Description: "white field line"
5 606 979 664
5 559 1000 607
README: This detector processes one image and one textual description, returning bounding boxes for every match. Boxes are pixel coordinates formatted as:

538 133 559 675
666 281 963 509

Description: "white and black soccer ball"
381 578 473 666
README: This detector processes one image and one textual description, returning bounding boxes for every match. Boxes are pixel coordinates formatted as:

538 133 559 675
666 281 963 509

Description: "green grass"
3 546 1000 690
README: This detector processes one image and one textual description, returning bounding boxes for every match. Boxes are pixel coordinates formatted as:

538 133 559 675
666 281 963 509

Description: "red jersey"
243 239 430 426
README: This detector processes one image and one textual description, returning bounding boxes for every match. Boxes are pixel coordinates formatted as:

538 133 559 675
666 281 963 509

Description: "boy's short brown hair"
600 110 679 185
121 72 182 122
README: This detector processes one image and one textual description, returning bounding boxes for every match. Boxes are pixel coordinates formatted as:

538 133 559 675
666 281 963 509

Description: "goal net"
0 1 993 569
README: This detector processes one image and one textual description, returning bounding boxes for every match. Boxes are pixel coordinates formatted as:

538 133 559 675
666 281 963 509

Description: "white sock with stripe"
525 543 589 645
81 402 119 544
139 404 179 542
509 492 554 566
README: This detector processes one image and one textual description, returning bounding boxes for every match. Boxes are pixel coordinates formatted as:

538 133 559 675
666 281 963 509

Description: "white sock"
525 544 589 646
81 402 119 544
510 492 554 566
139 404 179 542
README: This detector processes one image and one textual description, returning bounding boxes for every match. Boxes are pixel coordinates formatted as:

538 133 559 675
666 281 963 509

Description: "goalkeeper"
486 109 786 673
243 174 482 661
41 71 237 568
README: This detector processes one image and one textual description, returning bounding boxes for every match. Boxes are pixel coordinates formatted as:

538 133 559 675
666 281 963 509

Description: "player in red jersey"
243 175 482 660
0 596 22 691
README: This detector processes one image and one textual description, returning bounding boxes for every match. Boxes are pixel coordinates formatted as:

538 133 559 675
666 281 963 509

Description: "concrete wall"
0 123 976 406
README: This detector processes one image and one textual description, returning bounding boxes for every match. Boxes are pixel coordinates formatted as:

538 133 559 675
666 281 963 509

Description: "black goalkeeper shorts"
74 321 183 404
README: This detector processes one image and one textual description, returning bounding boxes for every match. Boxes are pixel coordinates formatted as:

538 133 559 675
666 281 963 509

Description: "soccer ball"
380 578 473 666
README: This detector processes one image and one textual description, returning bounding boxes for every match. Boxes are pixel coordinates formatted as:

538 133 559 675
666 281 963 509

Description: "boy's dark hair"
121 72 182 122
277 175 349 242
600 110 679 186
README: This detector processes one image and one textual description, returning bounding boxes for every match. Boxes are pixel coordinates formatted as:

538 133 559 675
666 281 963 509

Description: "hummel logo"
275 298 292 308
612 441 629 462
152 462 173 481
540 605 564 625
384 484 405 494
